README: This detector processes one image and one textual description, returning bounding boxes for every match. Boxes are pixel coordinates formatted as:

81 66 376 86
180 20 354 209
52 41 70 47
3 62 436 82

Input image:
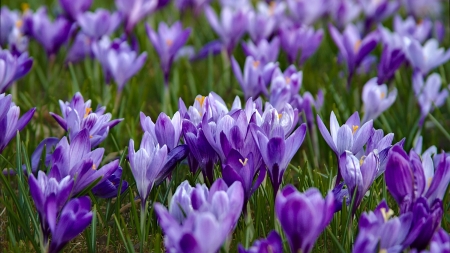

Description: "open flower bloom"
275 185 334 253
361 77 397 123
115 0 157 34
242 37 280 65
0 7 20 46
393 15 432 43
238 231 283 253
317 111 373 156
412 72 448 124
360 0 399 31
385 145 450 213
48 129 119 195
140 111 182 151
353 200 412 253
404 38 450 76
23 7 71 56
279 24 323 66
50 92 123 147
246 2 283 43
286 0 326 25
204 5 248 55
327 0 361 29
129 132 168 205
59 0 92 21
0 49 33 93
179 92 230 127
146 21 191 84
402 0 442 19
0 93 35 153
377 26 406 84
76 9 122 40
91 166 129 199
154 179 244 253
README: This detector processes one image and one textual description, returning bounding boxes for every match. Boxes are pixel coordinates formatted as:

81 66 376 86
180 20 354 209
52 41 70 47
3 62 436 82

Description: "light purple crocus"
146 21 191 85
48 129 119 195
377 26 406 84
329 24 379 86
0 7 20 46
360 0 399 32
66 33 93 63
28 171 74 244
394 15 432 43
238 231 283 253
77 9 122 40
129 132 168 206
115 0 157 34
412 72 448 125
204 5 248 56
279 24 323 66
317 111 373 156
327 0 361 29
59 0 92 21
404 38 450 76
275 185 334 253
422 228 450 253
402 0 442 19
253 123 307 197
154 179 244 253
0 49 33 93
231 55 277 100
247 1 285 43
361 77 397 123
92 36 147 90
242 37 279 65
287 0 327 25
24 8 71 57
91 166 129 199
385 145 450 213
140 111 182 151
0 93 35 153
353 200 412 253
50 92 123 147
48 197 93 253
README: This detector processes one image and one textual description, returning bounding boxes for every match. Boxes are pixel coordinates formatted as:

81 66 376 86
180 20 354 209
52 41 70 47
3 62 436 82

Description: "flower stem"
140 201 147 253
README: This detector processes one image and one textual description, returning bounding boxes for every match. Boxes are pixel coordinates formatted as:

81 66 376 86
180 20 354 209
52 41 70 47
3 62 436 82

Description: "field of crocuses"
1 0 450 252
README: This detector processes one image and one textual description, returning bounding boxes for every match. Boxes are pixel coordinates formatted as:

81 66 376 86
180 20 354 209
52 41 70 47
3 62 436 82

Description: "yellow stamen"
166 39 173 46
359 156 366 166
285 76 291 84
253 61 260 68
92 164 97 170
21 3 29 13
354 40 362 53
84 107 92 118
379 249 388 253
380 92 386 99
89 135 93 139
195 96 206 107
15 20 23 29
352 125 359 134
278 113 282 119
269 2 276 16
239 158 248 166
428 177 433 187
380 207 394 222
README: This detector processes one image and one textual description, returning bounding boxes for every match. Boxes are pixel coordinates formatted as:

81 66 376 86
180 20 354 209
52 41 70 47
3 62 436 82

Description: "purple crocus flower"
402 0 442 19
91 166 129 198
238 231 283 253
24 8 71 57
279 24 323 66
146 21 191 85
115 0 157 34
0 93 35 153
404 38 450 76
420 228 450 253
327 0 361 29
66 33 93 63
253 123 307 197
92 36 147 90
140 111 182 151
361 77 397 123
231 55 277 100
25 137 60 174
393 15 432 43
385 145 450 213
338 151 379 213
49 129 119 195
363 128 396 177
49 197 93 253
0 7 20 46
329 24 379 86
204 5 248 56
129 132 168 206
242 37 280 65
247 1 286 43
77 9 122 40
359 0 399 32
377 26 406 84
287 0 327 25
179 93 230 126
353 200 412 253
317 111 373 156
28 171 74 244
50 92 123 147
154 179 244 253
412 72 448 124
275 185 334 253
0 49 33 93
59 0 92 21
175 0 209 13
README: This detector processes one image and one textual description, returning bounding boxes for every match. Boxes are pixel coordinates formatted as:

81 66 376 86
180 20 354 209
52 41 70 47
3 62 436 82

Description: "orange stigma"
352 125 359 134
253 61 260 68
84 107 92 118
354 40 362 52
239 158 248 166
196 96 206 107
380 92 386 99
166 39 173 46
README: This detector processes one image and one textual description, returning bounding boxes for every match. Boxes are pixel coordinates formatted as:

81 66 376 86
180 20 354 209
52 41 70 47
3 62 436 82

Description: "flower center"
285 77 291 84
92 164 97 170
352 125 359 134
354 40 362 53
239 158 248 166
380 92 385 99
84 107 92 118
359 156 366 166
380 207 394 222
269 2 276 16
15 20 23 29
196 96 206 107
253 61 260 68
21 3 29 13
166 39 173 46
278 113 282 119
